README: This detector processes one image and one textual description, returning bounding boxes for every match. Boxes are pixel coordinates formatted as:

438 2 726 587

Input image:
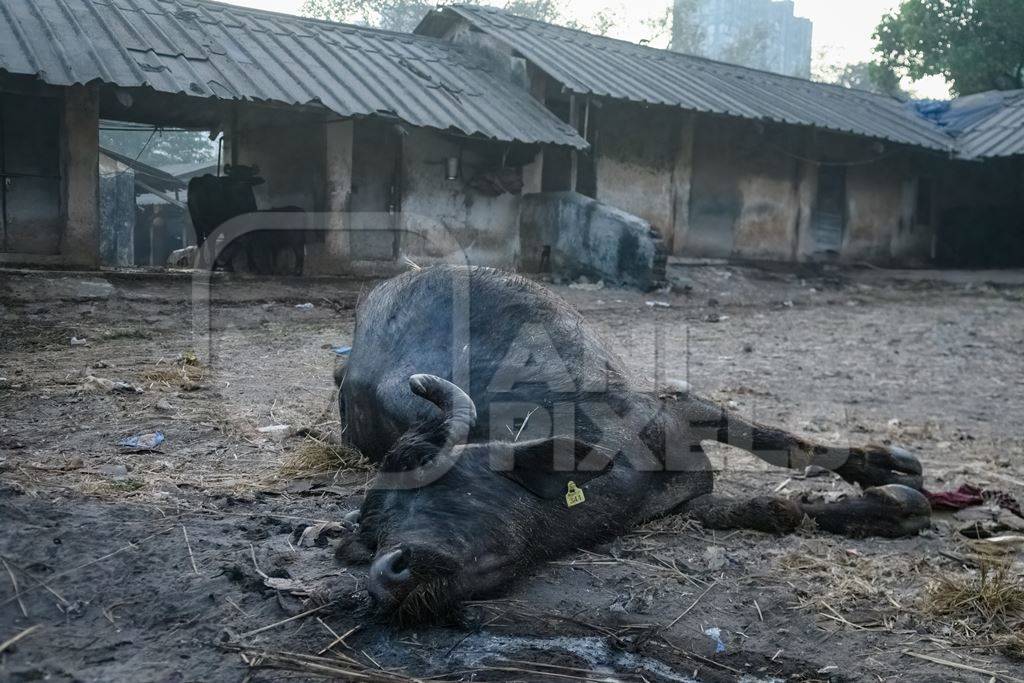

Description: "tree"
501 0 561 24
874 0 1024 96
814 59 907 98
302 0 565 33
99 127 218 168
301 0 432 32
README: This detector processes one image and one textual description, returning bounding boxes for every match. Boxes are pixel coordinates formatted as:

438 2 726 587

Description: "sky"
219 0 951 99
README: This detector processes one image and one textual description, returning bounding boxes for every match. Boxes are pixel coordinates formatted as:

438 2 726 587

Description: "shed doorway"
0 93 63 255
812 165 846 255
350 120 401 261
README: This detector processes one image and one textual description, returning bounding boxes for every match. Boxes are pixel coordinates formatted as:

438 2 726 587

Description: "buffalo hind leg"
685 484 930 538
678 395 925 491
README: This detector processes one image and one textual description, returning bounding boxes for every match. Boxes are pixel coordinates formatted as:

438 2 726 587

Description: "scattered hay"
779 543 917 615
922 561 1024 639
107 479 146 493
1001 631 1024 660
280 434 370 477
144 352 207 388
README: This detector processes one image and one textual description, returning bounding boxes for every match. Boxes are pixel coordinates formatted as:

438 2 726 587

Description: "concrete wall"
234 120 326 211
684 117 841 261
62 85 101 268
593 106 938 266
844 157 914 262
321 120 354 265
0 83 100 268
231 116 529 273
684 117 805 261
594 102 679 240
398 126 527 268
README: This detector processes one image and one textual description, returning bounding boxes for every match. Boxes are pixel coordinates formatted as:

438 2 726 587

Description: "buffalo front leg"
685 485 930 538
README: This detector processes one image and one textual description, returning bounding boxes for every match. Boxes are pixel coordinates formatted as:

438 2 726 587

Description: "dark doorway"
350 120 401 261
812 165 846 254
1 94 62 254
541 97 595 197
575 100 597 199
542 99 574 193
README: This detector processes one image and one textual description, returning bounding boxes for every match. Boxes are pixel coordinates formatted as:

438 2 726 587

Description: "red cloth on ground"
924 484 1022 518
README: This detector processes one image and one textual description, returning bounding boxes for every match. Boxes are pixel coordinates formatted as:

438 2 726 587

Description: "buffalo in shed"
335 266 929 622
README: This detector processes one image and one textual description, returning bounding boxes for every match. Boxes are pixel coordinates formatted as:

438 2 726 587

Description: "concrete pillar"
324 119 354 264
794 159 818 261
568 95 579 193
62 85 100 267
522 149 543 194
522 69 545 195
669 113 695 255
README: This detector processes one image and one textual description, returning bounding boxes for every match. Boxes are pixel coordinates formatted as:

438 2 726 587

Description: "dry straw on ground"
279 431 371 478
143 351 207 389
922 560 1024 645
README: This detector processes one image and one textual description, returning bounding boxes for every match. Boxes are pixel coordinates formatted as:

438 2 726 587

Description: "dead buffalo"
335 266 928 621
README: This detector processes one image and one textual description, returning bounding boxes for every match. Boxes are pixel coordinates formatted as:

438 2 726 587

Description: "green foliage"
874 0 1024 95
301 0 432 32
501 0 561 24
815 60 907 98
302 0 563 33
100 126 218 167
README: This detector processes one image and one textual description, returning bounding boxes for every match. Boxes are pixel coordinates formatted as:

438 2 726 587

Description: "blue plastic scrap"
704 627 727 653
332 346 352 356
118 431 166 450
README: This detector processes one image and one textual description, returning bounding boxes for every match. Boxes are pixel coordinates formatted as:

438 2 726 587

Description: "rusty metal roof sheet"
0 0 586 147
419 5 955 152
956 92 1024 159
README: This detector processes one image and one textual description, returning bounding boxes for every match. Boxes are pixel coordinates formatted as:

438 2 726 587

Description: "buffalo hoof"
835 445 924 491
805 484 931 538
862 484 932 536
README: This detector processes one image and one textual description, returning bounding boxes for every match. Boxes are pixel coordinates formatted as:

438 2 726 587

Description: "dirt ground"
2 262 1023 682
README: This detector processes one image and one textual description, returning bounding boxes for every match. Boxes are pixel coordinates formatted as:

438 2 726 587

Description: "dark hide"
187 168 310 275
335 266 929 622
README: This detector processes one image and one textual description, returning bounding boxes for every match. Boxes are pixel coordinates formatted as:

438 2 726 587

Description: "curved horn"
408 374 477 446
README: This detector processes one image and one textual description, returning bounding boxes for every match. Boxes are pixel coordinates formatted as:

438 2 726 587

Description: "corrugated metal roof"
419 5 955 152
953 92 1024 160
0 0 586 147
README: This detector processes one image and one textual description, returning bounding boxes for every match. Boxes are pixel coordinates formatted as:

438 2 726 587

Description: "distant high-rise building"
671 0 813 79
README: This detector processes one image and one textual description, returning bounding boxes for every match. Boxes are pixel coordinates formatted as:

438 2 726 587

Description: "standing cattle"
335 266 929 622
187 167 310 275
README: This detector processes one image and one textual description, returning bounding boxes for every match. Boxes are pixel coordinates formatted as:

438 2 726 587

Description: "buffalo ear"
503 436 613 500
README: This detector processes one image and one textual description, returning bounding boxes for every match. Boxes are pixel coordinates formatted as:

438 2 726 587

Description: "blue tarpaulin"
909 90 1024 138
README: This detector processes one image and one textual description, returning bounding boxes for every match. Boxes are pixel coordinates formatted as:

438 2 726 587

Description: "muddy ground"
1 263 1023 682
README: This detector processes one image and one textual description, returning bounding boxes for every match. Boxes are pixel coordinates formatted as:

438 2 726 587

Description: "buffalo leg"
680 396 925 490
685 484 930 538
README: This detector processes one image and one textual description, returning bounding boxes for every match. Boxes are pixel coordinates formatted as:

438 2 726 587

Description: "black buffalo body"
336 266 930 621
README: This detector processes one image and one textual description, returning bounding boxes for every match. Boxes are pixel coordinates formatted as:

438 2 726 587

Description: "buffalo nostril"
368 548 413 601
390 550 409 574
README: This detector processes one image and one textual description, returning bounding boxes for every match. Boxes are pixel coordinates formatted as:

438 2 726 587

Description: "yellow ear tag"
565 481 585 508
